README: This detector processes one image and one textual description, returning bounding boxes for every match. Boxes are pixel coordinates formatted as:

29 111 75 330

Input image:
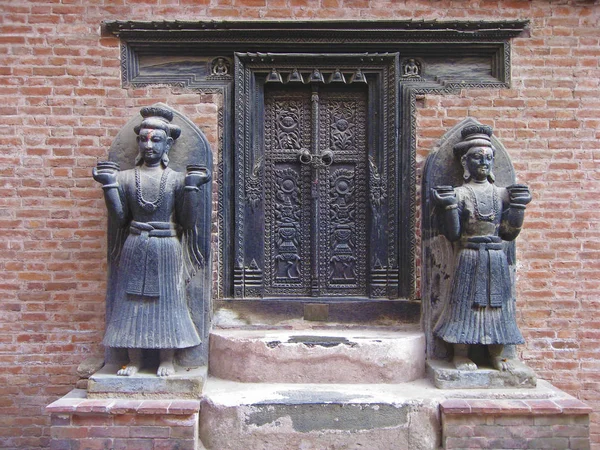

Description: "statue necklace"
466 183 497 222
135 167 168 213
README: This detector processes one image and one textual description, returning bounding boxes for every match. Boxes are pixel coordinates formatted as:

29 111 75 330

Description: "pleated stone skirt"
434 247 525 346
103 232 201 349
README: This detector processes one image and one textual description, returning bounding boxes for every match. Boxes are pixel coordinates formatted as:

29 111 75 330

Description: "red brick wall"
1 1 598 448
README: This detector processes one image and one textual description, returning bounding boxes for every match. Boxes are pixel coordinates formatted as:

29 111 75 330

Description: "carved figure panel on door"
320 91 368 296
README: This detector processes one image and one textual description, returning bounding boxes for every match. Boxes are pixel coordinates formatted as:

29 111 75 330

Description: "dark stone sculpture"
402 58 421 78
424 121 531 375
93 105 212 377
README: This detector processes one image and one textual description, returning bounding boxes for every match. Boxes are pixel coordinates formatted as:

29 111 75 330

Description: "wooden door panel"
264 90 312 296
318 90 368 296
262 86 368 298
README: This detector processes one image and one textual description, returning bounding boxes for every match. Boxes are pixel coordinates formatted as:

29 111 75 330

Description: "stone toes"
157 364 175 377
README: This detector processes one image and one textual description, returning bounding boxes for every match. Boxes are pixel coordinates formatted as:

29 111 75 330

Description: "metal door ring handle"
321 150 334 166
298 149 313 164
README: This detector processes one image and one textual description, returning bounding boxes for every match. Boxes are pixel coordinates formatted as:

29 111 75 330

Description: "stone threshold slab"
202 377 570 406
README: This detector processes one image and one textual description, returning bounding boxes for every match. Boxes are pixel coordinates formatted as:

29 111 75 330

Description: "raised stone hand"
431 186 458 209
506 184 532 206
184 165 211 190
92 162 119 186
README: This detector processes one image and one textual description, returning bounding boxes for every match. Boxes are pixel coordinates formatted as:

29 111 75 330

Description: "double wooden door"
261 85 369 298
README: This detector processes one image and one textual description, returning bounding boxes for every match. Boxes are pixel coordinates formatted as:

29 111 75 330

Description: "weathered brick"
527 437 570 449
112 438 154 450
129 426 170 439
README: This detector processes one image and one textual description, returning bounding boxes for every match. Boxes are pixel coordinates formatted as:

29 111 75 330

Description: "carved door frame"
233 53 402 300
103 19 529 309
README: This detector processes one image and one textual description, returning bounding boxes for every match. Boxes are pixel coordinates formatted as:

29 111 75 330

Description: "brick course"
441 398 592 449
1 1 599 448
46 391 199 450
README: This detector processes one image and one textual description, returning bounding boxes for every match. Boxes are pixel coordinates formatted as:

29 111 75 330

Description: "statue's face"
463 146 494 181
137 128 172 166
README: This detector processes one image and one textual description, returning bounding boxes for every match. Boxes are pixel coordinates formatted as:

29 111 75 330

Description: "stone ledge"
441 397 592 416
87 365 206 399
46 389 200 416
198 377 591 450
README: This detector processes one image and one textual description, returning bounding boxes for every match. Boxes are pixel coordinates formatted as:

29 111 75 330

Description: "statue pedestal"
427 359 537 389
46 389 201 450
440 393 591 450
87 365 207 399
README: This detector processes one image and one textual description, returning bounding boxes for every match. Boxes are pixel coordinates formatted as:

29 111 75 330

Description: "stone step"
198 377 442 450
208 326 426 384
198 378 586 450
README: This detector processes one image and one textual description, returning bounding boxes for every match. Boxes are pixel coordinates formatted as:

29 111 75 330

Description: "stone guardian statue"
93 106 212 377
424 122 532 377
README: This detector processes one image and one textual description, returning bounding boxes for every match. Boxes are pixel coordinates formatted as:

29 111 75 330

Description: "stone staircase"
200 324 440 450
47 323 593 450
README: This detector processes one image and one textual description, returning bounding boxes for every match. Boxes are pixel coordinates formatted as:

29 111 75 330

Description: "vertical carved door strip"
264 90 312 295
264 86 368 298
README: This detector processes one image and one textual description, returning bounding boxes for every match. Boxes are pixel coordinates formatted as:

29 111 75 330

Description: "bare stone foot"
157 349 175 377
117 348 142 376
157 361 175 377
453 355 478 371
117 364 140 376
491 356 517 372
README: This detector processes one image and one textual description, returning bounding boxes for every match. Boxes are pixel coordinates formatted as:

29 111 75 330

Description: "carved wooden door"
263 85 368 298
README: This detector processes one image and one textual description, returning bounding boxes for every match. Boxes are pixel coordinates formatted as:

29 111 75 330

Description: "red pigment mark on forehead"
468 147 493 156
139 129 166 140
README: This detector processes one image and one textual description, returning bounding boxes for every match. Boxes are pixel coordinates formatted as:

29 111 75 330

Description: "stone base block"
209 326 425 383
47 380 591 450
427 359 537 389
441 395 592 449
199 378 441 450
199 378 589 450
46 389 201 450
88 365 206 399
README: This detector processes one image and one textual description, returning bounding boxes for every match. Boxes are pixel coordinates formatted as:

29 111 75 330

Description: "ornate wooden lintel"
103 19 528 40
